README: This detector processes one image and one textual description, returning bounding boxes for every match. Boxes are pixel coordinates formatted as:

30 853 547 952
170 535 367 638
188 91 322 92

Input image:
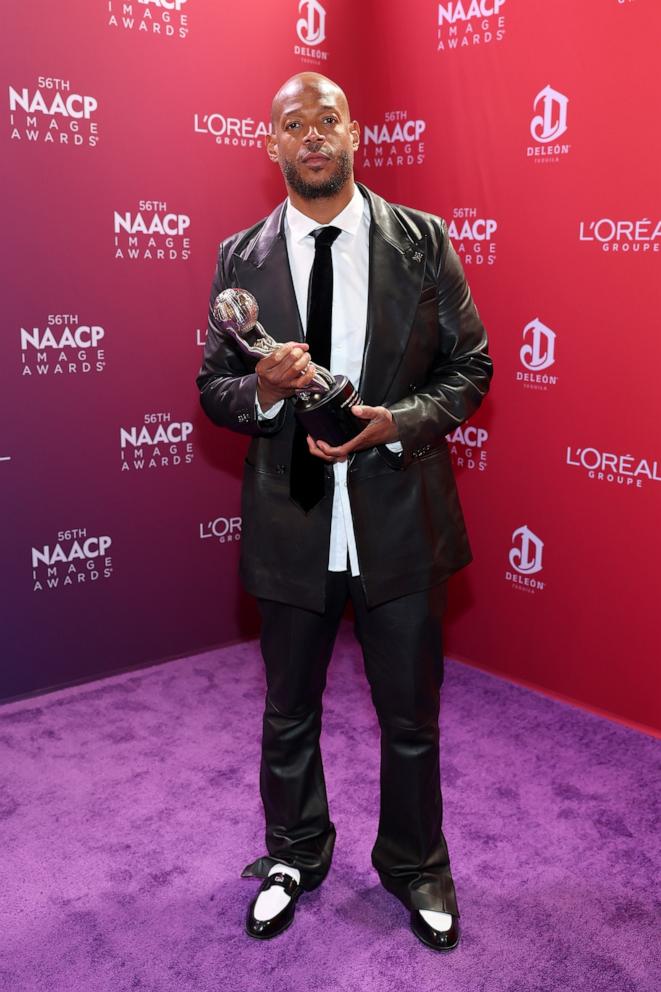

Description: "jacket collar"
239 182 420 267
234 182 428 405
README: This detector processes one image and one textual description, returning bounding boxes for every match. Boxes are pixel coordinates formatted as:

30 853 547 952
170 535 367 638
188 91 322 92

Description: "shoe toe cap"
410 910 460 951
246 893 297 939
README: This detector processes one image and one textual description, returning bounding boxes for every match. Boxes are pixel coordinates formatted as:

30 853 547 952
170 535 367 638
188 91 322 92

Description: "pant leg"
349 576 460 916
241 571 349 891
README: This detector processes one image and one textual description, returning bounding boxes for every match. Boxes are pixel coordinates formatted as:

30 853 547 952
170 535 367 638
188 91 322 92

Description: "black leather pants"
240 570 459 916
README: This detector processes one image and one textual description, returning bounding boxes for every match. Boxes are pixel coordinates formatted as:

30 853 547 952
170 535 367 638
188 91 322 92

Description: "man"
196 72 493 952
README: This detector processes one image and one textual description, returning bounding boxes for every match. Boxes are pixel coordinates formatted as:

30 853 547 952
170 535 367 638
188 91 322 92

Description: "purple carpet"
1 625 659 992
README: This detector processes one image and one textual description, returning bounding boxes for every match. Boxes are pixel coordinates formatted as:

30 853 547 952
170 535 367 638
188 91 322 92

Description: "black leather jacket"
196 182 493 610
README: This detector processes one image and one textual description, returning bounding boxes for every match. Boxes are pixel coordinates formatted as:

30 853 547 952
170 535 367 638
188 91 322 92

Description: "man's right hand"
256 342 317 411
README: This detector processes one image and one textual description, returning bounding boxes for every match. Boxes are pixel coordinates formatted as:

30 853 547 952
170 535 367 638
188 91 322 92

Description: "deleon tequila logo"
199 516 242 544
114 201 191 260
32 529 113 592
517 318 557 391
506 525 545 592
448 208 497 266
566 446 661 489
361 111 426 169
578 218 660 253
8 78 99 147
437 0 507 52
107 0 190 40
295 0 328 62
120 412 194 471
527 85 570 162
446 425 488 472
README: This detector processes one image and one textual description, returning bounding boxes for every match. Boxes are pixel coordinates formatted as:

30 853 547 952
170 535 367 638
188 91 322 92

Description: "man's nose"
303 125 323 142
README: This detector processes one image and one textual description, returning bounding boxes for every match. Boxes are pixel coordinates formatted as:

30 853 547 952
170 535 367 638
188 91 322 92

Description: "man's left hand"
306 405 399 463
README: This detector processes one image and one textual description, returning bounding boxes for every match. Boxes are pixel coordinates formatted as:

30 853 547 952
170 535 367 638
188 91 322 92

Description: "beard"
282 149 352 200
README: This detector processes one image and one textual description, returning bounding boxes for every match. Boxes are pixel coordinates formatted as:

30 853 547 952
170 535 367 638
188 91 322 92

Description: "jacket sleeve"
195 241 287 437
387 219 493 469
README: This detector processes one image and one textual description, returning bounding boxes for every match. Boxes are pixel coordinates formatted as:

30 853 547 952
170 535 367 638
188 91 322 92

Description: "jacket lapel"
232 200 305 345
356 183 427 405
231 184 427 404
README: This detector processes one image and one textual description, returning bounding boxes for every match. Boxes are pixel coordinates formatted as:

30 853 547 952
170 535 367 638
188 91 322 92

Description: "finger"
317 423 377 460
292 351 312 374
274 346 308 378
351 404 387 421
280 359 316 390
266 342 309 369
306 434 335 462
316 438 355 461
292 363 317 387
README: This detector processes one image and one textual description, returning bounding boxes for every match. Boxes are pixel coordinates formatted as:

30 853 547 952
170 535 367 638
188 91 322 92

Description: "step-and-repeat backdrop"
3 1 659 731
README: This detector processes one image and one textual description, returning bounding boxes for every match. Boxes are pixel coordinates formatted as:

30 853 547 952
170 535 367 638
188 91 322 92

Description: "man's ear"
350 120 360 151
266 132 279 162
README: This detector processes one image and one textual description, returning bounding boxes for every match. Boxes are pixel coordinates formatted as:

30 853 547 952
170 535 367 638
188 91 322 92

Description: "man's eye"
286 122 301 130
324 117 338 125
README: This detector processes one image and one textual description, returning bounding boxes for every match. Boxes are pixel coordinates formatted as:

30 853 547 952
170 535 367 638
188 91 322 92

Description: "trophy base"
294 376 363 446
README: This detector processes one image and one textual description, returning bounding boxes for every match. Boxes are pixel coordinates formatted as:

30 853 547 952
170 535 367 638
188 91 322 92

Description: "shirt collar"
285 185 368 244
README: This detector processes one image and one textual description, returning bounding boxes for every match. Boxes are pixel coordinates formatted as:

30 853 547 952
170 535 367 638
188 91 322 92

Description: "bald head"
270 73 351 130
266 72 360 213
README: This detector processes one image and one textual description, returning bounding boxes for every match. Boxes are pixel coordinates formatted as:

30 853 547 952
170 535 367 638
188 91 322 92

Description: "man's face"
267 79 360 200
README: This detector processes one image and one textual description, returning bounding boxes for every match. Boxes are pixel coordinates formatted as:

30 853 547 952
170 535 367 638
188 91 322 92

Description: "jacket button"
409 383 417 392
276 464 286 474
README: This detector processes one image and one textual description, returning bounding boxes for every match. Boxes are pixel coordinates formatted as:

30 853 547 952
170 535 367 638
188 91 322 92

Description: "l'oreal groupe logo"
578 218 660 253
193 112 270 149
566 446 661 488
199 516 242 544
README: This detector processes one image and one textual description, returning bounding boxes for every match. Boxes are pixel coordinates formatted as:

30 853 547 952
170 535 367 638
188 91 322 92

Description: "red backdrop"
3 0 660 732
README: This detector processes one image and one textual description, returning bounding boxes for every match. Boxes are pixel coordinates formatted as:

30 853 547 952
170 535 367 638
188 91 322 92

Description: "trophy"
213 288 365 446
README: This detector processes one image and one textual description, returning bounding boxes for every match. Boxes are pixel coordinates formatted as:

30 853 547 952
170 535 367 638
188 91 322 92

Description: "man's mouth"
301 151 332 166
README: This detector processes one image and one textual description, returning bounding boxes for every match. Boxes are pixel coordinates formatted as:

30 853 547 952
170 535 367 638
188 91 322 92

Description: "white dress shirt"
256 185 401 576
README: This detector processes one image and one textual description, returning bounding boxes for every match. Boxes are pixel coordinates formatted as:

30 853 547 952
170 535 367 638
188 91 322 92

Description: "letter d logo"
530 85 568 143
509 525 544 575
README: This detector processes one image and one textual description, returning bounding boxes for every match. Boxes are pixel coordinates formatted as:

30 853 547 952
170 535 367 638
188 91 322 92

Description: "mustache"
300 144 333 160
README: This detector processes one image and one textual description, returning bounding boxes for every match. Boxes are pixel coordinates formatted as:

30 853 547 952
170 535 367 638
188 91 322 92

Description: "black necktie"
289 225 342 513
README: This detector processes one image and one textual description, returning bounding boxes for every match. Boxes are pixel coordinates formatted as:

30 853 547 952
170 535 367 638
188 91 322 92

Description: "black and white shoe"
245 864 303 940
410 908 460 951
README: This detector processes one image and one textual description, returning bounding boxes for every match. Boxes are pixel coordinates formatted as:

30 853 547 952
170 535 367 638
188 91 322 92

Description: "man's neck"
287 179 356 225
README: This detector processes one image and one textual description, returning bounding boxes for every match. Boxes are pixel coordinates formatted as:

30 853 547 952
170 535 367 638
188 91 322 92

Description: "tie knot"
311 225 341 249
